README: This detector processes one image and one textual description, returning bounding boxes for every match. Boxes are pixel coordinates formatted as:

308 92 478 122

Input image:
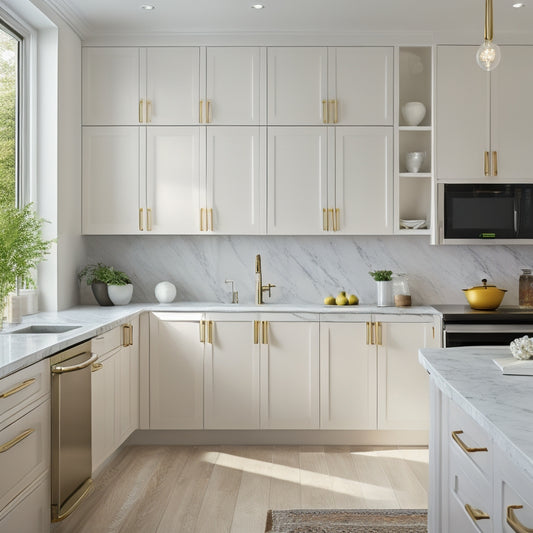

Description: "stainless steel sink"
8 324 82 334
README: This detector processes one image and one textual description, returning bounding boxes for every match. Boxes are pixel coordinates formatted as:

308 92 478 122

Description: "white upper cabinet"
267 127 328 234
335 126 393 234
328 47 393 126
146 127 201 234
83 47 200 126
436 46 490 181
205 47 264 125
267 47 393 125
268 47 328 125
205 126 265 234
83 48 140 126
436 45 533 182
145 48 200 125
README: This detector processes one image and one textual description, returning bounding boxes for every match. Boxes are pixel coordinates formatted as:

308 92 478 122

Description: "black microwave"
444 184 533 239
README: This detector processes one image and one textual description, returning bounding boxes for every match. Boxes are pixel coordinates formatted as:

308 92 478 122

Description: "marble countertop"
419 346 533 482
0 302 438 379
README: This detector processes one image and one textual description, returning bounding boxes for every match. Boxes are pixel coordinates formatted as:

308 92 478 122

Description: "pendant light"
476 0 501 71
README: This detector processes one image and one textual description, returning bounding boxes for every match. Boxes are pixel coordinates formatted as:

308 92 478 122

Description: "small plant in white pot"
369 270 393 307
78 263 133 306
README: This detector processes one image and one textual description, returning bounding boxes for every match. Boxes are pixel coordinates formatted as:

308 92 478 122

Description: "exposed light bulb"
476 40 501 71
140 4 155 10
251 4 265 9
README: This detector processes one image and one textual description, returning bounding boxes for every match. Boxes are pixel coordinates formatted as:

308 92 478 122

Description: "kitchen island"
419 346 533 533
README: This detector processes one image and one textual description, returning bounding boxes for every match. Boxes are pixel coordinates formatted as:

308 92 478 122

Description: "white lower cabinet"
260 317 320 429
91 320 139 472
149 313 204 429
319 320 376 429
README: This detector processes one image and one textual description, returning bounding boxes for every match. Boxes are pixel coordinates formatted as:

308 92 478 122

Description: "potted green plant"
369 270 393 307
0 203 53 327
78 263 133 306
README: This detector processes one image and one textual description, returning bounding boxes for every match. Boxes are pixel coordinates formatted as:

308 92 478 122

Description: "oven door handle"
445 324 533 334
51 353 98 374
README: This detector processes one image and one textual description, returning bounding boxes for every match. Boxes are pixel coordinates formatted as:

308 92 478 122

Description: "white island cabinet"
420 346 533 533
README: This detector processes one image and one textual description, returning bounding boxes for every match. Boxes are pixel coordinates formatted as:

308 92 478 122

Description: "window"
0 21 20 207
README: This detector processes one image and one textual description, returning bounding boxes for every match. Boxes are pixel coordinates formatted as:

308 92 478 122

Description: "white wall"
82 235 533 307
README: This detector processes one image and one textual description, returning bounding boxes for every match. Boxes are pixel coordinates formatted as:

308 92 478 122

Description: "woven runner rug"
265 508 427 533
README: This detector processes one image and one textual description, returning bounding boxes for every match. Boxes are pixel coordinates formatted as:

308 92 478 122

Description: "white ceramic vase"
108 284 133 306
405 151 426 173
155 281 177 303
401 102 426 126
376 281 393 307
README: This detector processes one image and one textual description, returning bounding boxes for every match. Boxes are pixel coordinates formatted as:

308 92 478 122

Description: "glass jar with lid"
519 269 533 308
392 273 410 296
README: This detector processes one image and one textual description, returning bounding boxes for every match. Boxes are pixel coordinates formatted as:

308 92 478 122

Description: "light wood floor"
53 445 428 533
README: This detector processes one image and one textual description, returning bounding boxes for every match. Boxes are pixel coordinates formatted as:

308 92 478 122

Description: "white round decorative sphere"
155 281 176 303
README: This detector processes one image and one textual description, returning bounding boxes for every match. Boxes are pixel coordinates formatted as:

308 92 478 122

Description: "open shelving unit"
394 46 433 235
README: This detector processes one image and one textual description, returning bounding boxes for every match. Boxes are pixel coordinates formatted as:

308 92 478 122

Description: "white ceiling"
44 0 533 40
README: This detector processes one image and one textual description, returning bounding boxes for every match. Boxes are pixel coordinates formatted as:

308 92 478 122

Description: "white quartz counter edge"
419 346 533 484
0 303 438 379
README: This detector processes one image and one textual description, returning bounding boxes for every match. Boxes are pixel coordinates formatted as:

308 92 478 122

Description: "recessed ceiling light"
251 4 265 9
513 2 526 7
140 4 156 10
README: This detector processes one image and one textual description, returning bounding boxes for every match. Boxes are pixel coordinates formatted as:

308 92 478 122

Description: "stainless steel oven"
50 341 97 522
434 305 533 347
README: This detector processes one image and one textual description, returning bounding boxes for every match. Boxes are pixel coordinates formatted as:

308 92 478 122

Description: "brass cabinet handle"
206 100 212 124
207 321 213 344
335 208 340 232
122 324 130 347
370 321 375 345
507 505 533 533
208 208 213 231
329 99 338 124
262 321 269 345
199 100 203 123
484 151 490 176
200 208 205 231
147 100 152 123
0 428 34 453
0 378 36 399
328 209 334 231
91 362 104 373
323 208 328 231
376 322 382 346
465 504 490 522
199 320 205 343
129 324 134 346
254 321 259 344
139 208 144 231
147 208 153 231
451 430 488 453
322 100 328 124
492 151 498 176
366 322 372 345
139 99 144 123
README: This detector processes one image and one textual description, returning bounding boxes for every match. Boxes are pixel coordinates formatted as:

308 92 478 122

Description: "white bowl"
108 284 133 305
401 102 426 126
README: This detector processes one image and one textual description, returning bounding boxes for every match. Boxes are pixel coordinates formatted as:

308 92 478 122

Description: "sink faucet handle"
262 283 276 299
225 279 239 304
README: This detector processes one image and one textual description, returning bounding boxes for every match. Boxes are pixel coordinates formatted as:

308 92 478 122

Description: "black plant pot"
91 281 114 306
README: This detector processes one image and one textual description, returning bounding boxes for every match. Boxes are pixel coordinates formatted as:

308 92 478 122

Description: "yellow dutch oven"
462 278 507 310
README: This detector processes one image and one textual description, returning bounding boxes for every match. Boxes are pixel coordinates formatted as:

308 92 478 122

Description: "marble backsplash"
81 235 533 307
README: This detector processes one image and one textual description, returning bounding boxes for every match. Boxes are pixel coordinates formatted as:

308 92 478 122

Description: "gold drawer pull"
322 100 328 124
323 208 328 231
484 151 490 176
206 100 212 123
208 208 213 231
262 321 269 345
253 321 259 345
507 505 533 533
366 322 372 345
335 208 340 231
492 151 498 177
465 504 490 522
139 99 144 123
147 208 153 231
331 99 338 123
207 321 213 344
147 100 152 123
0 378 36 399
199 320 205 343
200 208 205 231
0 428 34 453
91 362 104 372
376 322 382 346
139 208 144 231
452 430 488 453
199 100 203 123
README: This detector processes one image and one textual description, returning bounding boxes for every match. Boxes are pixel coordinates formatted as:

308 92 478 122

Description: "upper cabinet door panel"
491 46 533 181
335 127 393 235
330 47 393 125
146 127 201 234
268 47 327 125
146 48 200 125
83 48 140 126
267 127 328 234
436 46 490 181
206 47 261 125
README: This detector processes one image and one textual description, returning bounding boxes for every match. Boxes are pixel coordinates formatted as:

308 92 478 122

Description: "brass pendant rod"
484 0 494 42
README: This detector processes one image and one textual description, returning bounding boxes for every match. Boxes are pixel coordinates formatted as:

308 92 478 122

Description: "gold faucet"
255 254 276 304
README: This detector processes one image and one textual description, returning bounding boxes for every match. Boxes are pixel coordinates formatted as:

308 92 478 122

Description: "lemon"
324 296 336 305
348 294 359 305
337 291 346 298
336 295 349 306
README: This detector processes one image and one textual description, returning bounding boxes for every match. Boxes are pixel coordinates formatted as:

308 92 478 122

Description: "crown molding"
38 0 91 38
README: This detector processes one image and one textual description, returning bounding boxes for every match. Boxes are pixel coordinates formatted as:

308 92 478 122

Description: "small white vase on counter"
405 152 426 173
108 284 133 305
401 102 426 126
376 281 393 307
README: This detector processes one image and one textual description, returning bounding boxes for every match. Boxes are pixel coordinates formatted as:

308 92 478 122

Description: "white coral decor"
510 336 533 360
